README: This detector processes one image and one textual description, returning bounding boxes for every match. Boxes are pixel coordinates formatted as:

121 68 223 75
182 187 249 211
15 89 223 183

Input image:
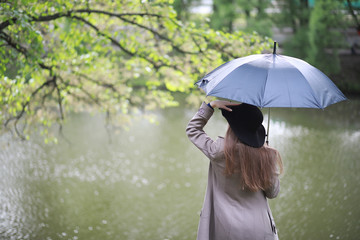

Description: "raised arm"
186 101 240 160
186 102 219 160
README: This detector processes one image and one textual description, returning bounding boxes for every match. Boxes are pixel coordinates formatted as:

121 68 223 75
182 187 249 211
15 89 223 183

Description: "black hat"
221 103 265 148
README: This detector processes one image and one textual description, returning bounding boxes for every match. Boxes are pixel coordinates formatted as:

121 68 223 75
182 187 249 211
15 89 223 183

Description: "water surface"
1 99 359 240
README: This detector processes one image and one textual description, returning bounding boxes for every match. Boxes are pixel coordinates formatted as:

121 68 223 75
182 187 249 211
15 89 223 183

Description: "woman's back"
186 101 281 240
195 137 278 240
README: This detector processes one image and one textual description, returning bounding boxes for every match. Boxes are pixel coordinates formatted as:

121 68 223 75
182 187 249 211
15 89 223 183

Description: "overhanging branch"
1 8 198 66
116 15 198 55
0 31 53 71
74 72 118 93
0 31 28 56
70 15 178 70
0 10 163 32
4 77 56 127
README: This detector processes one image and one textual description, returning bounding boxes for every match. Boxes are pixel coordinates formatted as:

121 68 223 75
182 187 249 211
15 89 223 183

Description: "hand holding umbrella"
209 100 240 112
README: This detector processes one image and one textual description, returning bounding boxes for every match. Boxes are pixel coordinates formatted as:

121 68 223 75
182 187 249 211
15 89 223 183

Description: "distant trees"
346 0 360 32
209 0 273 36
276 0 354 74
172 0 202 21
210 0 237 32
307 0 344 73
174 0 358 75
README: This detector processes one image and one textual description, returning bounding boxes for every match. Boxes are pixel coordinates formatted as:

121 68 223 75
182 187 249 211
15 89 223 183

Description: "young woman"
186 100 283 240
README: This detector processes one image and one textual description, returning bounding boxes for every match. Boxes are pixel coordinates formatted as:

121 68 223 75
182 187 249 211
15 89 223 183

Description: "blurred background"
176 0 360 93
1 0 359 239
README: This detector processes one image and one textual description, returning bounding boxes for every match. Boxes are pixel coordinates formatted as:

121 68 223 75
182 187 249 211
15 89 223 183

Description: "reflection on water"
1 99 359 240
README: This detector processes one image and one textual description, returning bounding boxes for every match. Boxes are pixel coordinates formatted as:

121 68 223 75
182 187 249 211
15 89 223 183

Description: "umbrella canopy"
196 42 347 144
197 43 347 109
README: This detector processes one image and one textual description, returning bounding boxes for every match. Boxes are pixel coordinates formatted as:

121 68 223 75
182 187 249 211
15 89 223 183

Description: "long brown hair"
224 126 283 192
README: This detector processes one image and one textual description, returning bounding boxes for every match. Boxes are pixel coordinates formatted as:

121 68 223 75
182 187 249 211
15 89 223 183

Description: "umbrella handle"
266 108 270 145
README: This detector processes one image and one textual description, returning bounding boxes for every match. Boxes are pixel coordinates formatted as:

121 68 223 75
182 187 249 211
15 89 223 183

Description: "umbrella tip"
273 41 277 54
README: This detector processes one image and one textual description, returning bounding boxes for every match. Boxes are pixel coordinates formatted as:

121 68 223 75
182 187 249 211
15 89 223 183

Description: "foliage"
345 0 360 31
0 0 271 141
306 0 345 74
277 0 352 75
210 0 236 32
274 0 311 58
172 0 202 21
210 0 273 34
282 27 310 60
244 17 273 37
274 0 310 33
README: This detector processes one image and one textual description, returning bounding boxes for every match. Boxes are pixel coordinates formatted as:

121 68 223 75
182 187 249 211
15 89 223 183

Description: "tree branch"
116 15 198 55
54 80 64 120
0 30 60 138
40 84 56 106
32 9 164 22
0 31 53 71
74 72 118 93
14 117 26 140
1 8 192 65
69 15 160 68
4 77 56 127
0 10 162 31
69 15 179 71
1 8 184 71
0 17 17 31
190 34 213 61
0 31 28 56
346 0 360 29
59 76 102 107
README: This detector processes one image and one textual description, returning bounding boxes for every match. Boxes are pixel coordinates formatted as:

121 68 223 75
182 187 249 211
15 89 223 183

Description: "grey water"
1 99 359 240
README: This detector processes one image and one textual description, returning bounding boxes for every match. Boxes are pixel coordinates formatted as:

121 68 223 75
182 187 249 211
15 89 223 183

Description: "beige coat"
186 102 280 240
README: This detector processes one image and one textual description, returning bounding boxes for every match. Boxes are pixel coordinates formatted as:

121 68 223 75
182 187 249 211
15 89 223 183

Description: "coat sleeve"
186 102 222 161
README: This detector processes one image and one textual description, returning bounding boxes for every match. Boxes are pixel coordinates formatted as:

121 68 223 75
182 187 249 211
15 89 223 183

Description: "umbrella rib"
262 54 276 108
262 65 271 108
283 57 322 108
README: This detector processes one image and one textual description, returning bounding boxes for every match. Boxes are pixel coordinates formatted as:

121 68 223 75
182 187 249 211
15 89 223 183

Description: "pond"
1 98 359 240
